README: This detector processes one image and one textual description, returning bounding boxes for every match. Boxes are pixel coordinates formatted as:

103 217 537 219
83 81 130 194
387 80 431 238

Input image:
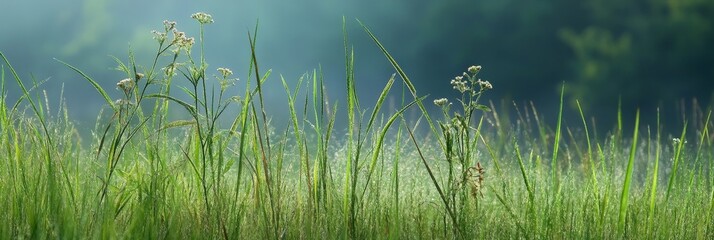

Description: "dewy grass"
618 109 639 233
2 12 714 239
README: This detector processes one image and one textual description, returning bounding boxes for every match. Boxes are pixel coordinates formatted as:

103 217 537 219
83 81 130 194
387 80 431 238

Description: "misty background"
1 0 713 136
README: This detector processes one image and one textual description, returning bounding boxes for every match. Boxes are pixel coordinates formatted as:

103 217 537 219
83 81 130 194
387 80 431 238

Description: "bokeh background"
1 0 712 134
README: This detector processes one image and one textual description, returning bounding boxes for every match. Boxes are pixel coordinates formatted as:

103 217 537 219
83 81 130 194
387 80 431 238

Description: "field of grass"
1 13 713 239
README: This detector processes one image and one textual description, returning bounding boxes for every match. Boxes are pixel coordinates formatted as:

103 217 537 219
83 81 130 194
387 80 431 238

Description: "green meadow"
1 13 713 239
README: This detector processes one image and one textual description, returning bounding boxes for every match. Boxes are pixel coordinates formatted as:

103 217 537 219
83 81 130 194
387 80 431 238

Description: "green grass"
2 13 714 239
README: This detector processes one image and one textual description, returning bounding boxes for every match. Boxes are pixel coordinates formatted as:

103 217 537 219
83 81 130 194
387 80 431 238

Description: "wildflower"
135 72 145 80
672 138 686 145
163 20 176 31
217 67 233 78
433 98 449 107
162 63 178 76
191 12 214 24
468 65 482 74
450 76 470 93
114 99 133 106
477 79 493 90
171 30 195 52
151 30 167 42
116 78 134 93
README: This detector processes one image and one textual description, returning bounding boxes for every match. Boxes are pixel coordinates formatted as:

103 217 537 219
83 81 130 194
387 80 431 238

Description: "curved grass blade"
146 93 197 117
618 109 639 232
361 95 423 199
55 58 115 109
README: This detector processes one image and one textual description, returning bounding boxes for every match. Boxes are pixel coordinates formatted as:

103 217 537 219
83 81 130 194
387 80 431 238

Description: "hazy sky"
2 0 712 134
1 0 427 126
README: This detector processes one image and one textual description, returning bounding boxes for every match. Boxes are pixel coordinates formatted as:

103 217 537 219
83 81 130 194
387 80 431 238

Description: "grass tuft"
0 14 712 239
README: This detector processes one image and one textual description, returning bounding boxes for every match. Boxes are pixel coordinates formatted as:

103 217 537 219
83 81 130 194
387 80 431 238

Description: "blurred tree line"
410 0 714 128
1 0 712 130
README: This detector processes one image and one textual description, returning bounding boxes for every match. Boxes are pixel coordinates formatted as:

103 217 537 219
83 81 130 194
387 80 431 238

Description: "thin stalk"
618 109 639 233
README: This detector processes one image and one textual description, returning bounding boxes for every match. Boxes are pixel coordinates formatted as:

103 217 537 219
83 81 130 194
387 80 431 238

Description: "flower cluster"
162 63 181 76
672 138 687 145
150 18 195 53
446 65 493 97
438 65 493 109
151 20 177 43
171 30 195 52
478 79 493 90
450 76 470 93
191 12 214 24
216 67 238 91
116 78 134 94
217 67 233 78
151 30 167 42
468 65 481 74
163 20 176 31
433 98 449 107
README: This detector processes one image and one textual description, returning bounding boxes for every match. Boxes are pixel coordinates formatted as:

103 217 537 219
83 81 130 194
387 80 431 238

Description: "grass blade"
619 109 639 232
647 108 661 236
54 58 115 110
666 121 688 200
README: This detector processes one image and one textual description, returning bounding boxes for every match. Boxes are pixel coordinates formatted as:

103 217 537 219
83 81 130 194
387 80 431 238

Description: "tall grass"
1 13 714 239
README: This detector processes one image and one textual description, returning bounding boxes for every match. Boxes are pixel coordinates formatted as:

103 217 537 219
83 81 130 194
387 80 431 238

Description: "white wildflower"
477 79 493 90
217 67 233 78
163 20 176 31
171 30 194 52
468 65 482 74
116 78 134 93
433 98 449 107
162 63 179 76
151 30 167 42
191 12 214 24
450 76 470 93
672 138 686 145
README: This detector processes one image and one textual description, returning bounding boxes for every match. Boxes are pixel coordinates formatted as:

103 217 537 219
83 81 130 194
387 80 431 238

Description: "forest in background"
1 0 712 132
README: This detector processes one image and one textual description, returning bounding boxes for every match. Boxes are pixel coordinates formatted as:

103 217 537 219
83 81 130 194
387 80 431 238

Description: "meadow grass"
1 13 714 239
